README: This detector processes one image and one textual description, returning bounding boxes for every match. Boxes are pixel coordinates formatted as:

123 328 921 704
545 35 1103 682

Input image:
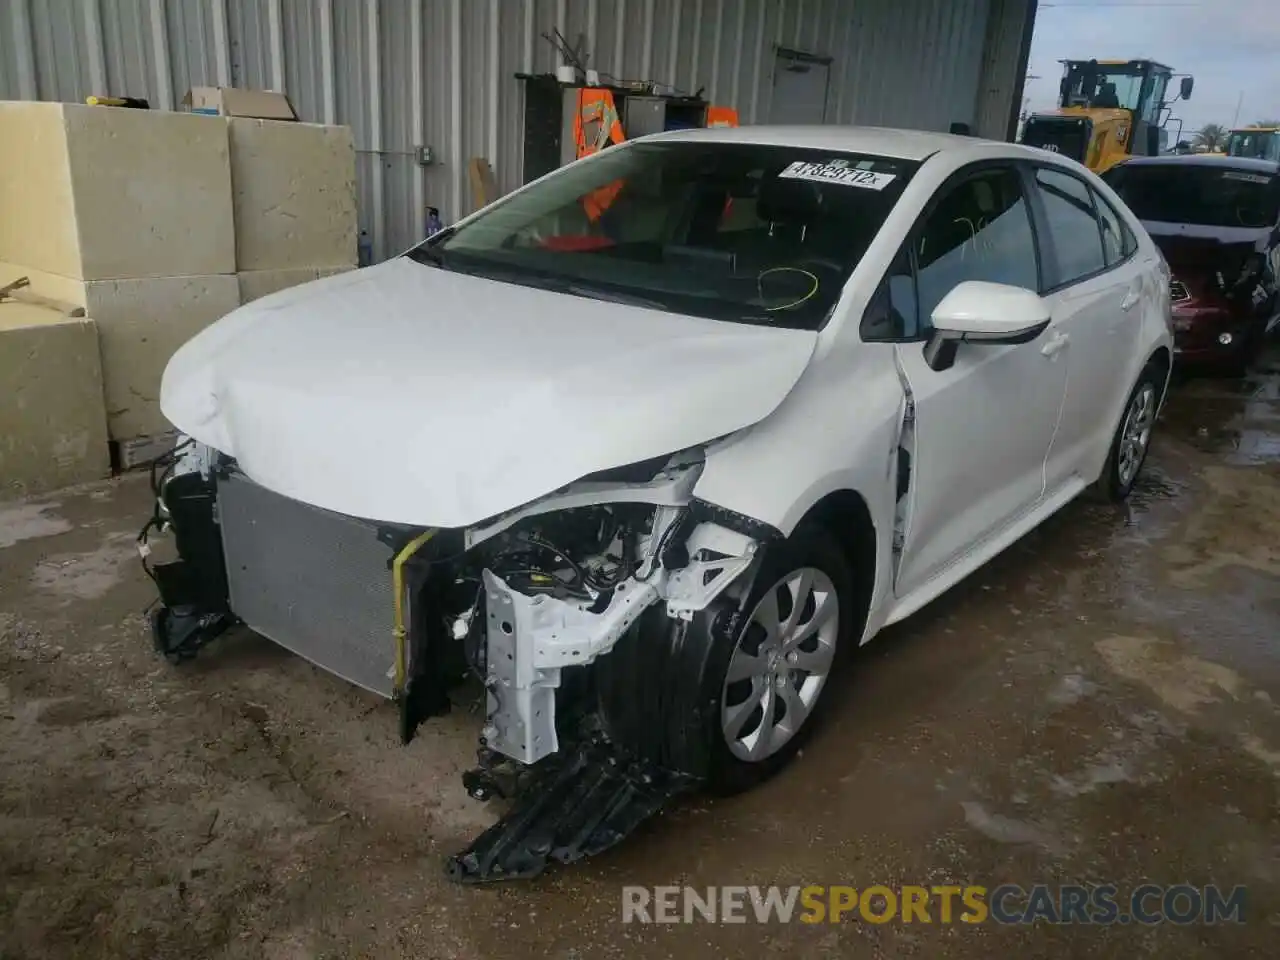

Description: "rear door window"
1032 167 1108 287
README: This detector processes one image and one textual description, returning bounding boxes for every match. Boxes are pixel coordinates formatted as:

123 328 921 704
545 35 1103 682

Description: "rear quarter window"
1091 188 1138 265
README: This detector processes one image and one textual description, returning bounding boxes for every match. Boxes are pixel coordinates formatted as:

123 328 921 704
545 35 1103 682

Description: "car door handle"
1121 286 1141 311
1041 331 1069 357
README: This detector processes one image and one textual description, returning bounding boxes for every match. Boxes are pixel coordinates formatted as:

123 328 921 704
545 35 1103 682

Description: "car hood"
1142 220 1268 272
161 257 818 527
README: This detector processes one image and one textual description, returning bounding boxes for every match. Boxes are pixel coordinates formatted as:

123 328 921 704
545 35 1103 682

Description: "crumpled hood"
1143 220 1268 273
161 257 817 527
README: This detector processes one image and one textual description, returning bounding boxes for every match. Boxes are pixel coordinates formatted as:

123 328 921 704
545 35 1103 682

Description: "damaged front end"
142 440 767 881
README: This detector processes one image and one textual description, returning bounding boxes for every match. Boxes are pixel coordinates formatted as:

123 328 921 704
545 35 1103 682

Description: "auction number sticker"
778 159 897 190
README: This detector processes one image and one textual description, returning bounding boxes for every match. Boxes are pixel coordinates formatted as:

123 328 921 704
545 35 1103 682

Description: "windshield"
1103 164 1279 229
408 141 918 329
1060 61 1161 123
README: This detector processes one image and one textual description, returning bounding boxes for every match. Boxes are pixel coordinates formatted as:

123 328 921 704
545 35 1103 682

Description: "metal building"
1 0 1038 262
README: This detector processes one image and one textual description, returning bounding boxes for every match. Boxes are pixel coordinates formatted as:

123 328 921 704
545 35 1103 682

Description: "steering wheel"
1235 206 1268 229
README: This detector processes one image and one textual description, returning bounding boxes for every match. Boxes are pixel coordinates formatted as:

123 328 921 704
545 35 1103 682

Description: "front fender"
691 342 905 634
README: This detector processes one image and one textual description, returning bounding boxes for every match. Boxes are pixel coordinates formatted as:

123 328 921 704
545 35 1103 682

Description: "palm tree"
1193 123 1227 151
1250 118 1280 128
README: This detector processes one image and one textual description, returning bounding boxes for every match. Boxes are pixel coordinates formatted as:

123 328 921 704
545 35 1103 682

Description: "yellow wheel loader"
1225 127 1280 163
1020 59 1194 173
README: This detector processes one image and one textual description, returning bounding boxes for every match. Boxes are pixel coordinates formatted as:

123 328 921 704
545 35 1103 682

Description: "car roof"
642 124 1020 162
1115 154 1280 174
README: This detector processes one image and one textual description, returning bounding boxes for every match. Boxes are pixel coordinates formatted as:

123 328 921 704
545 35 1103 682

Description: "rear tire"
1094 362 1163 502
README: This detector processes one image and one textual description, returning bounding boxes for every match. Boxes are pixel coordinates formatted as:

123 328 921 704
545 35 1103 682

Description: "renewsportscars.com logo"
621 884 1248 925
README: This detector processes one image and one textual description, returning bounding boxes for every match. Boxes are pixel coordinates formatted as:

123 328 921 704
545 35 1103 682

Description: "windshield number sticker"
778 160 897 190
1222 171 1270 184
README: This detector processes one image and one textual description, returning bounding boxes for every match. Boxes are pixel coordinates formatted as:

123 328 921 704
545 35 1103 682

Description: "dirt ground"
2 352 1279 959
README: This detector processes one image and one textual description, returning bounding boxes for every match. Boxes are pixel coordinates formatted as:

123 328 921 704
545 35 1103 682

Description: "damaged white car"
145 126 1173 881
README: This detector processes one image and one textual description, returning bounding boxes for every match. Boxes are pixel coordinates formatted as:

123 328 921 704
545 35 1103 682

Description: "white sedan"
150 125 1172 879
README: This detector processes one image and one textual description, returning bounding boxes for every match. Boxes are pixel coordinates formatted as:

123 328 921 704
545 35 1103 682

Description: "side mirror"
923 281 1052 371
1180 76 1194 100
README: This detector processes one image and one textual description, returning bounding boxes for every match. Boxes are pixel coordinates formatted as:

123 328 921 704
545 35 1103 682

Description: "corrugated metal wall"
974 0 1036 142
1 0 1034 262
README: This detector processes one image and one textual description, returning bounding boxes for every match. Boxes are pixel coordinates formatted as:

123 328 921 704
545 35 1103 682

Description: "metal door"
768 50 831 125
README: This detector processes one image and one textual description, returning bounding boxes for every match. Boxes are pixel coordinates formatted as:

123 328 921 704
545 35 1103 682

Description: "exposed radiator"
218 472 398 697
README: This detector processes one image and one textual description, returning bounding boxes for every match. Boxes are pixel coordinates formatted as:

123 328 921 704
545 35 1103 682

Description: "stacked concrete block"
238 265 353 304
0 266 241 443
228 117 358 296
0 101 358 489
0 301 111 496
82 276 242 439
0 103 82 286
0 101 238 447
0 101 236 281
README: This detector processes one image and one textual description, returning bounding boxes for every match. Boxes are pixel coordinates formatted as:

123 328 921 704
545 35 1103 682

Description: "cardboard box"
184 87 298 120
228 117 357 270
0 101 236 281
81 275 241 440
237 265 354 304
0 302 111 495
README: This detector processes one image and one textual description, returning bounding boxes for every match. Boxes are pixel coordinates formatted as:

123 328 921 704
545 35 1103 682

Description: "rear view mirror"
1180 76 1194 100
924 281 1051 371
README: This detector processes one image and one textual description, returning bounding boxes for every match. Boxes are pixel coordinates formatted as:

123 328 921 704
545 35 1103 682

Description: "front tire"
598 524 856 795
1095 362 1163 501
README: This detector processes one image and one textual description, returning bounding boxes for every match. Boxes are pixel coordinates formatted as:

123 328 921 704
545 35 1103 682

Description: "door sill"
882 477 1089 628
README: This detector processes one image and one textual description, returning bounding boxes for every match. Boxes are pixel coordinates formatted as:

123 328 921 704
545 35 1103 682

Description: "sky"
1022 0 1280 139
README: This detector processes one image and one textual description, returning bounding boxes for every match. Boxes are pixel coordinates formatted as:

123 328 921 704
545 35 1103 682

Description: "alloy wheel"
721 567 840 762
1117 382 1156 488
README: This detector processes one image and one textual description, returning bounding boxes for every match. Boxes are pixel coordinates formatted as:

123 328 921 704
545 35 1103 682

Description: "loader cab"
1021 59 1192 173
1059 59 1170 122
1225 128 1280 163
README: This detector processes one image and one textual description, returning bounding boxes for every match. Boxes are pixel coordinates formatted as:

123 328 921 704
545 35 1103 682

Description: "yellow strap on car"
391 528 437 696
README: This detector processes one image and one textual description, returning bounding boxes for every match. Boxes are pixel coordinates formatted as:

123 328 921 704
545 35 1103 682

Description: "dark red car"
1103 155 1280 374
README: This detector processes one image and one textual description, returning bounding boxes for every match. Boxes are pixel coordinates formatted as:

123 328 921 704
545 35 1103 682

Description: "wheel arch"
791 488 878 645
1088 337 1173 484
